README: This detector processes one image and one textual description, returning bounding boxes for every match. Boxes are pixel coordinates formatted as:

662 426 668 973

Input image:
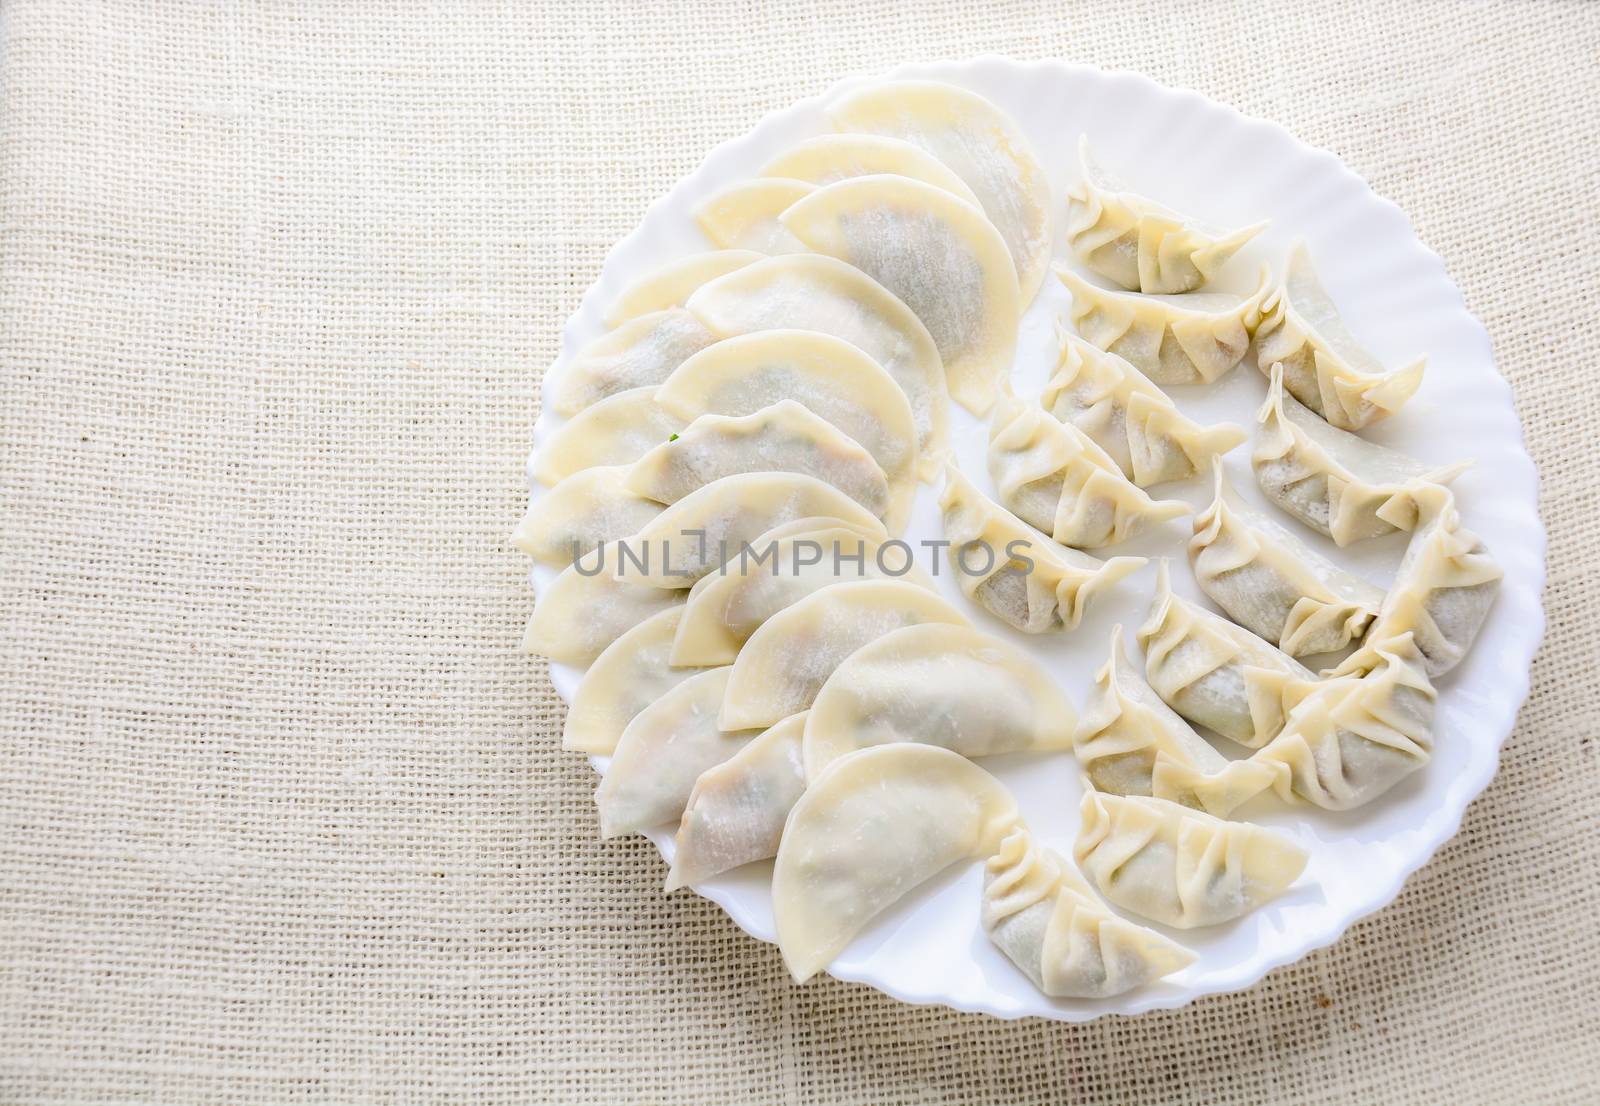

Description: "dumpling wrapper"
1253 363 1468 545
1039 331 1246 487
595 666 760 839
1254 241 1425 430
561 607 699 755
719 578 970 731
619 471 882 588
760 133 981 206
521 546 685 667
694 177 814 253
603 250 764 328
666 712 808 891
773 743 1020 983
1056 263 1269 386
625 400 899 530
780 174 1020 417
1188 462 1384 657
1065 137 1266 294
553 310 716 417
983 827 1195 999
534 386 685 485
828 80 1053 305
939 464 1143 634
511 464 663 567
801 621 1077 778
1074 790 1308 929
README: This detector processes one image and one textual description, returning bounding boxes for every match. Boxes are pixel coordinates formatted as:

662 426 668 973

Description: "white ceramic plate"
526 59 1545 1020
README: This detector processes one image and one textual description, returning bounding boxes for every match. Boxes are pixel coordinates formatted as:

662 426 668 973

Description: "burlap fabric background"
1 2 1595 1102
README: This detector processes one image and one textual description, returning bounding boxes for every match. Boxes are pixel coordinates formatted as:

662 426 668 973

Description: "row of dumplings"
520 78 1501 1000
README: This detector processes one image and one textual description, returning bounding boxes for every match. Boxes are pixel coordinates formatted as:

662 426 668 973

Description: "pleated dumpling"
1254 363 1469 545
1246 633 1435 811
718 579 970 730
1137 560 1315 749
1073 790 1308 928
760 134 981 205
1040 332 1246 487
603 250 764 328
773 744 1020 983
1072 626 1274 817
983 827 1195 998
694 177 814 253
939 465 1143 634
621 472 882 588
534 386 685 484
511 464 664 568
671 517 928 667
828 80 1053 304
561 607 699 755
688 247 948 466
656 329 921 501
780 174 1020 416
1327 484 1502 679
802 622 1077 777
1056 264 1269 386
1065 137 1266 294
666 712 808 891
521 547 684 667
1254 241 1425 430
553 311 716 417
595 667 760 839
1188 463 1384 657
624 401 899 530
987 385 1190 548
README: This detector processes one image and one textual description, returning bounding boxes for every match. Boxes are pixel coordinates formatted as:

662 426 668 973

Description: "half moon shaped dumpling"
521 547 685 667
511 464 664 567
620 472 882 588
983 827 1195 998
802 622 1076 778
561 607 699 755
780 174 1020 416
1065 137 1266 294
719 578 970 731
534 386 685 485
694 177 814 253
1039 332 1246 487
553 310 716 417
1056 263 1269 386
666 711 808 891
988 385 1191 548
1188 463 1384 657
1254 363 1468 546
603 250 764 328
1073 790 1307 928
828 80 1053 305
625 400 899 530
672 518 929 667
595 666 761 839
685 255 947 468
939 465 1143 634
1254 241 1425 430
773 743 1020 983
760 133 982 206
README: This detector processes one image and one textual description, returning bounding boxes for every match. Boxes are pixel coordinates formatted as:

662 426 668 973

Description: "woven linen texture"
1 1 1596 1103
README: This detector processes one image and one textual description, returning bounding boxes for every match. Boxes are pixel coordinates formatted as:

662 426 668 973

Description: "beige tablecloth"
1 2 1595 1102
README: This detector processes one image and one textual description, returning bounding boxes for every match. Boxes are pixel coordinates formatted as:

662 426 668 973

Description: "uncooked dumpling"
685 255 947 466
760 133 981 206
829 80 1053 304
521 547 685 667
534 386 685 484
781 174 1019 416
1254 241 1425 430
1065 137 1265 294
694 178 814 253
511 464 663 567
603 250 764 328
561 607 699 755
553 311 716 416
801 621 1076 777
773 743 1020 982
